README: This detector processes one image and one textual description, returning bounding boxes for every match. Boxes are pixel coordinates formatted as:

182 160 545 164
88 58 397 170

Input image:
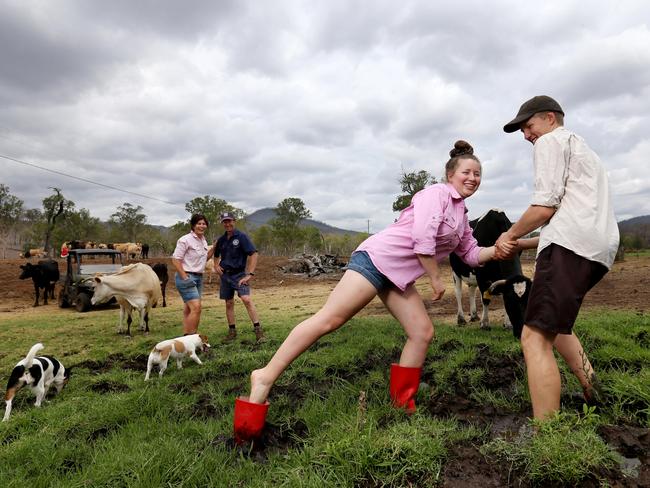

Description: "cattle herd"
16 240 170 336
58 241 149 260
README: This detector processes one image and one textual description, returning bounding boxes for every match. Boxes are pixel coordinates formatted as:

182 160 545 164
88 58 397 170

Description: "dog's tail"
24 343 44 368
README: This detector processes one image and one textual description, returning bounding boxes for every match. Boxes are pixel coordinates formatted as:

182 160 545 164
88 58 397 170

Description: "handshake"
493 232 538 260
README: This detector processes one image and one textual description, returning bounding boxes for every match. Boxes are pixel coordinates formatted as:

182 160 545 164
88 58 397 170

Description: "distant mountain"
618 215 650 230
618 215 650 248
244 208 362 236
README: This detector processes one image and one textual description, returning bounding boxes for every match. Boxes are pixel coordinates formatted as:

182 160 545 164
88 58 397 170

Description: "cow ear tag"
482 290 492 300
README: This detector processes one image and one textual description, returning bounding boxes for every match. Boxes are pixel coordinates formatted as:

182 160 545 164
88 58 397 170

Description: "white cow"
204 257 215 284
91 263 162 336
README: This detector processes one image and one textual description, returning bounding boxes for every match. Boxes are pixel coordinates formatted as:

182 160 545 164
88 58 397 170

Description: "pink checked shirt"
172 231 209 273
356 183 482 291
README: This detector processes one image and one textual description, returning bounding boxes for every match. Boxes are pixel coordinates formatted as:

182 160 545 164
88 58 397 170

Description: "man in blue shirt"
214 212 264 343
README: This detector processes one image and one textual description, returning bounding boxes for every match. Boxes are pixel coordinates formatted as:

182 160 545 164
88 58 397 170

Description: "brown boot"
222 328 237 343
254 327 266 343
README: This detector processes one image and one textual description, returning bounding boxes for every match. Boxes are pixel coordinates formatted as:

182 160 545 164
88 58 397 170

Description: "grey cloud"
1 1 649 231
357 99 396 134
73 0 242 40
0 5 125 103
308 1 396 53
553 27 650 108
285 115 359 147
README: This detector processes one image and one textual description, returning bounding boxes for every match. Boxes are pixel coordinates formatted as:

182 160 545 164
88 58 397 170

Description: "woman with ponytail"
234 140 510 443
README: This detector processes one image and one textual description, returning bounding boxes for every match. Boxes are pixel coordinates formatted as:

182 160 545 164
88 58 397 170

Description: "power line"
1 153 180 206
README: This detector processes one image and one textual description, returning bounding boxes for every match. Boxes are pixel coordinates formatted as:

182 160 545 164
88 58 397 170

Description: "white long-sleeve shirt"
532 127 619 269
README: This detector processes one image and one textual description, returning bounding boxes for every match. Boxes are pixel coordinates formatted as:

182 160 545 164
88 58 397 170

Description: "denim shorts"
219 272 251 300
345 251 394 292
175 272 203 303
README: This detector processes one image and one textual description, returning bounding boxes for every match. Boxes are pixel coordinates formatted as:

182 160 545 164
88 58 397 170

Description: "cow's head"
488 274 532 339
18 264 36 280
90 276 111 305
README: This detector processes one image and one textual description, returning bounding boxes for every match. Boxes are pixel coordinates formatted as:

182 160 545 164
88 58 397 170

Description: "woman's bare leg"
182 299 201 335
379 285 435 367
249 271 378 403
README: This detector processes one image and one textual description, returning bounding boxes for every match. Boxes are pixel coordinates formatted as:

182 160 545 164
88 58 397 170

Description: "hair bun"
449 140 474 158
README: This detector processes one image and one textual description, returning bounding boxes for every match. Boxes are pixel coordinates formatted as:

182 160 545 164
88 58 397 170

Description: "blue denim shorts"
219 272 251 300
175 272 203 303
345 251 394 291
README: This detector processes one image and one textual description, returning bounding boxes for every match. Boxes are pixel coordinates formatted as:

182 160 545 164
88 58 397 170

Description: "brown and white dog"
4 343 70 422
145 334 210 381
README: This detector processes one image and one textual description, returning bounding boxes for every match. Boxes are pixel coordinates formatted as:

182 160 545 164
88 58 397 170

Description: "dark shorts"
175 272 203 303
219 272 251 300
345 251 394 292
525 244 608 335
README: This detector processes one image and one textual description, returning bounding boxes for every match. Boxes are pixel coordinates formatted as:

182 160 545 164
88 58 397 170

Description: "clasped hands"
494 232 518 260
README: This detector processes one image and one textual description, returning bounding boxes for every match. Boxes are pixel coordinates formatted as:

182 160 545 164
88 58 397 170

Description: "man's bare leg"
521 325 561 419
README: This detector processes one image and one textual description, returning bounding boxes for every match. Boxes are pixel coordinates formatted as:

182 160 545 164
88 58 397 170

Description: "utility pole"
367 219 370 234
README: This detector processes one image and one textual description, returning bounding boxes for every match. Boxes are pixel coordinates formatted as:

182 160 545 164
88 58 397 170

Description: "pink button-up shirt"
356 183 481 291
172 231 209 273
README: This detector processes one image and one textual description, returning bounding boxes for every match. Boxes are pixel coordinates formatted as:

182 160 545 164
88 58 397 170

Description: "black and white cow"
19 260 60 307
450 209 532 339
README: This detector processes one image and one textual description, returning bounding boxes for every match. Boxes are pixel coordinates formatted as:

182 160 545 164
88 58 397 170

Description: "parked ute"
58 249 124 312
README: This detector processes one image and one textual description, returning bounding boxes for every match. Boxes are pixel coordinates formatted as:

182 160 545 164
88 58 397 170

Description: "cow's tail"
24 343 44 368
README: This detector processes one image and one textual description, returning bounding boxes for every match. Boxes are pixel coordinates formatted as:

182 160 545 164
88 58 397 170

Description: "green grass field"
0 299 648 487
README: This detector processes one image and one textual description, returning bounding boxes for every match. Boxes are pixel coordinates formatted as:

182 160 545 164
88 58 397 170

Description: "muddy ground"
2 254 649 486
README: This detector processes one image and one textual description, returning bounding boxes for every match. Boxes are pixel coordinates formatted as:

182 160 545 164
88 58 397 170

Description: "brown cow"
22 248 47 259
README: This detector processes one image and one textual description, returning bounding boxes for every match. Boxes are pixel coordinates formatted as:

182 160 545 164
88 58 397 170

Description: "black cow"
449 209 531 339
141 243 150 260
152 263 168 307
19 260 60 307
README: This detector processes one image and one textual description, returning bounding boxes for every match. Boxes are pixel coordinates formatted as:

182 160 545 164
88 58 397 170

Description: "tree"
274 197 311 226
323 232 369 255
0 184 24 258
270 197 312 254
392 169 437 211
42 188 70 254
109 203 147 242
251 225 274 255
58 208 103 244
185 196 245 238
303 226 324 253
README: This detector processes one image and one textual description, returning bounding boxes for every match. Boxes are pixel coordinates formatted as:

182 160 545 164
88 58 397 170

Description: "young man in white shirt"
497 95 619 421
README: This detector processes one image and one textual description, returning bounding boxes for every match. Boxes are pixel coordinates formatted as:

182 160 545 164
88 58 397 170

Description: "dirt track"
2 254 649 319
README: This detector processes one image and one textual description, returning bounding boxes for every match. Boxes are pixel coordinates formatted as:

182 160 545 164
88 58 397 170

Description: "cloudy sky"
2 0 649 233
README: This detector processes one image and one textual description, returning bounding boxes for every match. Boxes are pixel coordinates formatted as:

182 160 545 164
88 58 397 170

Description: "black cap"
220 212 235 222
503 95 564 133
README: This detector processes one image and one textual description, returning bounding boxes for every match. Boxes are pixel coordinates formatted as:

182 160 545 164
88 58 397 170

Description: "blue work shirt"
214 229 257 272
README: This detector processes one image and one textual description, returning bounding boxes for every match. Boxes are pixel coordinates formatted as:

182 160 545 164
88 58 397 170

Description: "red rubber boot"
389 363 421 414
234 397 269 444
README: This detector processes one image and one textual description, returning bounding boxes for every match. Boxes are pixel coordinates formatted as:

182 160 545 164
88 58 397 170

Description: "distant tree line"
620 228 650 250
0 185 367 259
3 168 644 260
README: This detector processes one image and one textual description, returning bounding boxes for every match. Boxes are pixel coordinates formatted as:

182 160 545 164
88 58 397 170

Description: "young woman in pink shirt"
234 141 508 443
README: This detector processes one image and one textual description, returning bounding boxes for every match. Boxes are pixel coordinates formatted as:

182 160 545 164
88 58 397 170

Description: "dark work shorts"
525 244 608 335
219 272 250 300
